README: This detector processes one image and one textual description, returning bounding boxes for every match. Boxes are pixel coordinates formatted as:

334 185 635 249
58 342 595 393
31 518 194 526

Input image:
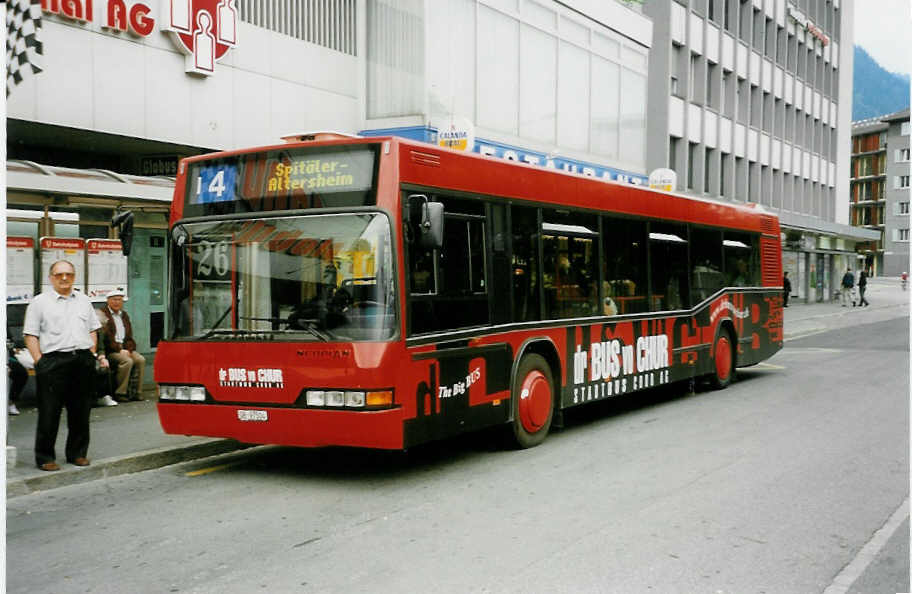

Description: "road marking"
784 329 829 342
185 462 242 477
823 496 909 594
782 347 844 353
752 362 786 370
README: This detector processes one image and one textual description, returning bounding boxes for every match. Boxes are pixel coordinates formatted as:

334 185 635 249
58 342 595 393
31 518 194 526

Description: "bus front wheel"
510 354 555 448
710 328 736 389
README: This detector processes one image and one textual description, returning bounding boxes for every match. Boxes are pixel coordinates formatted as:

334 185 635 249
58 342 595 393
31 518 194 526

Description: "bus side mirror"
408 195 444 250
112 211 135 256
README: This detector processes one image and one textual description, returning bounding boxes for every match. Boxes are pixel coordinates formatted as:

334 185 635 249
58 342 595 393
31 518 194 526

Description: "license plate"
237 409 268 422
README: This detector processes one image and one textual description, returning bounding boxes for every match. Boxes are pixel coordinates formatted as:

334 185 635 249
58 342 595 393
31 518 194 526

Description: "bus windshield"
168 213 396 342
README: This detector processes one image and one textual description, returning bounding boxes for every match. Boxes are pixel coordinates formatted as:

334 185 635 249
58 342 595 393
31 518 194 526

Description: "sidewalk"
6 393 243 499
6 277 909 499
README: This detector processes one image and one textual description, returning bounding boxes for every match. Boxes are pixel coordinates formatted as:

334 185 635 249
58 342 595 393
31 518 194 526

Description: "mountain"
853 46 910 120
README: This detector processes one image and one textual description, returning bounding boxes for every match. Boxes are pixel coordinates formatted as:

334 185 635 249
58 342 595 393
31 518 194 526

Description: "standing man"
782 271 791 307
858 269 870 307
841 268 855 307
100 288 145 402
24 260 108 471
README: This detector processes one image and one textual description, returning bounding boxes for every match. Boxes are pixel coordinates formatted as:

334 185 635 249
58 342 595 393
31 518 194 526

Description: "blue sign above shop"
359 126 647 186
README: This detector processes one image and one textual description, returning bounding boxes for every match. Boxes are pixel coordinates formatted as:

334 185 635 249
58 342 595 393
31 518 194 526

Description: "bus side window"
723 232 759 286
690 227 724 303
511 206 541 322
602 216 648 315
649 222 690 312
541 210 599 319
408 195 489 335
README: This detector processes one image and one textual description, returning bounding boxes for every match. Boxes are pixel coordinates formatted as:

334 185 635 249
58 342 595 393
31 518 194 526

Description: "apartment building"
643 0 877 302
850 108 911 275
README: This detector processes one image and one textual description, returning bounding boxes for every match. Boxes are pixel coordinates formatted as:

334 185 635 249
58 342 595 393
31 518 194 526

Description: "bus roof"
175 134 779 236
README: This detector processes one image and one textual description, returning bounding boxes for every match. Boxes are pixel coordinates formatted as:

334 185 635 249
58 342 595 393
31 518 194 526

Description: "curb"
6 438 245 499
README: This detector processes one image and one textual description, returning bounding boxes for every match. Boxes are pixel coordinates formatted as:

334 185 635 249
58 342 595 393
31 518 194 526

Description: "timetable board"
39 237 86 294
86 239 128 301
7 237 35 303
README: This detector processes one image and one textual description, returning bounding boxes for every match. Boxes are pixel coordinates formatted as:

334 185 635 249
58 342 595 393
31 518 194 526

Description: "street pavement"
5 276 909 499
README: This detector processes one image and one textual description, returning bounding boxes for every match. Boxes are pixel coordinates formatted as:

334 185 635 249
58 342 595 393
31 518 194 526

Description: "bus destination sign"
266 157 359 193
186 147 376 212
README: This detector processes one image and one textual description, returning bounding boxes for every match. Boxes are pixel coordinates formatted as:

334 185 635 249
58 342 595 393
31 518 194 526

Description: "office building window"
720 153 729 197
669 136 679 171
706 63 717 109
690 54 700 103
704 148 713 193
688 142 698 190
895 229 910 242
898 175 911 189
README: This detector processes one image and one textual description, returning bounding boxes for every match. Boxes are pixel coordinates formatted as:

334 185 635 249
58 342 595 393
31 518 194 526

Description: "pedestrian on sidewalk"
782 271 791 307
858 269 869 307
7 340 27 416
91 331 117 408
23 260 104 471
841 268 855 307
99 289 145 402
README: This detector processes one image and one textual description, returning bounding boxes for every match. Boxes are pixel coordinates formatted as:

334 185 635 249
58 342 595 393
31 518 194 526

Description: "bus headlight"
344 391 365 408
306 390 325 406
302 389 393 409
159 384 207 402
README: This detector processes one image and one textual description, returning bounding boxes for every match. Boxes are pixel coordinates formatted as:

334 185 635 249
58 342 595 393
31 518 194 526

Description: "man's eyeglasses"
52 272 74 278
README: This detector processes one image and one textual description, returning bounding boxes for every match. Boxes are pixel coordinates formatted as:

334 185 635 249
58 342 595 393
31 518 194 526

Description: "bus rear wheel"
710 328 735 389
510 354 554 448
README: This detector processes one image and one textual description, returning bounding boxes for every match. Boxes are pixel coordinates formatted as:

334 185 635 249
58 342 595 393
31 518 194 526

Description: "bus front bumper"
157 402 405 450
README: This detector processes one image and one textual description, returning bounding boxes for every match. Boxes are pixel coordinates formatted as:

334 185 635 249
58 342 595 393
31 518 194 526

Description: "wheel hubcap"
519 370 550 433
715 336 732 381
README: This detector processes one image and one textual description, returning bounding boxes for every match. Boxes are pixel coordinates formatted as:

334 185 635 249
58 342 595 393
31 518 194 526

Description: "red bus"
155 133 783 449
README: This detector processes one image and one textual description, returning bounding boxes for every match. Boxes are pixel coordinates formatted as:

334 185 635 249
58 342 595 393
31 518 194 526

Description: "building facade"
642 0 877 302
6 0 652 381
881 109 910 276
849 116 888 273
850 109 911 276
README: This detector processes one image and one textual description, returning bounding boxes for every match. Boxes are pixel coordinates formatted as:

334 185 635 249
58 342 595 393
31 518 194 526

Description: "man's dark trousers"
34 350 95 465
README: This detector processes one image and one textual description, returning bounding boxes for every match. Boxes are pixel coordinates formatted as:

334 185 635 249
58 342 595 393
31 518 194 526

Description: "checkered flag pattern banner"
6 0 43 96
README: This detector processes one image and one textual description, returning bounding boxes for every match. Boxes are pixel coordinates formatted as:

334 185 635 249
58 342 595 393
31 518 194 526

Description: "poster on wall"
86 239 128 301
7 237 35 303
40 237 86 294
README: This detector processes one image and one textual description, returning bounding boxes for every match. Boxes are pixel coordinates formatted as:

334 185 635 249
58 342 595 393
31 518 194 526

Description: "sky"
853 0 911 75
